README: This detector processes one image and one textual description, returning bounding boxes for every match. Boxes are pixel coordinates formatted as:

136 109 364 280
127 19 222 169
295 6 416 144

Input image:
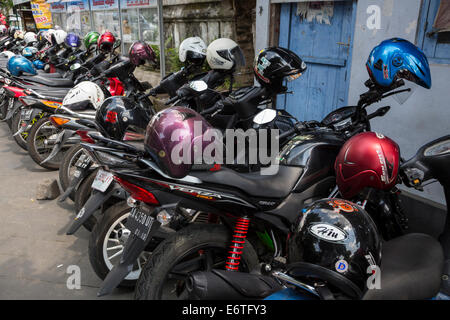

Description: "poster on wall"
119 0 156 8
90 0 119 11
31 0 54 29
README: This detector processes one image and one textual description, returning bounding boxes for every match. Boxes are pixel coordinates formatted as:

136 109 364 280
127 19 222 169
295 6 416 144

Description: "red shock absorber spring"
226 216 250 271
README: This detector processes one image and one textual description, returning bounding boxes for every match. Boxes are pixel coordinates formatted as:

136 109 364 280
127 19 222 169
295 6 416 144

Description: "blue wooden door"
277 1 356 121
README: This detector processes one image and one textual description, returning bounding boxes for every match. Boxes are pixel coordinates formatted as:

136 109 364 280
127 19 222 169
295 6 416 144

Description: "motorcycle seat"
21 75 74 87
36 70 62 78
190 166 302 198
24 86 70 100
363 233 443 300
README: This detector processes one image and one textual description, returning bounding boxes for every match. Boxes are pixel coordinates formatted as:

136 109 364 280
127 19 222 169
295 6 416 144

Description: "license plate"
126 206 155 242
75 154 90 169
91 169 114 192
21 109 33 121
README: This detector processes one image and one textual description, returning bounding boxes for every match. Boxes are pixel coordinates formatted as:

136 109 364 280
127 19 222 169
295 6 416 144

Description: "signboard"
31 0 53 29
49 2 66 12
120 0 156 8
65 0 89 10
90 0 119 10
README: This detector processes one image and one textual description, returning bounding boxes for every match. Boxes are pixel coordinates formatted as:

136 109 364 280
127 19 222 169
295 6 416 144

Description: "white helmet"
0 51 15 60
45 29 55 44
179 37 207 66
14 30 24 40
24 32 37 45
0 25 7 36
63 81 105 110
206 38 245 70
53 30 67 45
54 25 62 30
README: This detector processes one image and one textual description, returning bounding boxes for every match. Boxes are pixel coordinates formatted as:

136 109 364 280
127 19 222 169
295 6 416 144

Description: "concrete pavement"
0 123 133 299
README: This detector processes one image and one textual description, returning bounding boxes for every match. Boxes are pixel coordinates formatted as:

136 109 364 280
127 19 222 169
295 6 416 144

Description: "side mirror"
70 63 81 71
189 80 208 92
253 109 277 125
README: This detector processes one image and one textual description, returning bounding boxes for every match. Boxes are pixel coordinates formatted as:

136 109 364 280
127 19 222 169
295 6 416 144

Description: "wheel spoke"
108 249 123 260
106 244 123 251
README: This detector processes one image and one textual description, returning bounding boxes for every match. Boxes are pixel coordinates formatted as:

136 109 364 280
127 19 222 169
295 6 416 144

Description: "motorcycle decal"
309 223 348 243
375 132 385 139
145 178 255 207
375 147 389 184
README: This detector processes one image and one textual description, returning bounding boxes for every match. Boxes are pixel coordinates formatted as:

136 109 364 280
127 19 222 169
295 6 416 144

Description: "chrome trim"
271 271 320 298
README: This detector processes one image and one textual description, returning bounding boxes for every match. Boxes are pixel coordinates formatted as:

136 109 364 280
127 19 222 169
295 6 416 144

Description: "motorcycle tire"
10 109 28 151
59 144 88 202
134 224 259 300
0 97 8 120
27 116 62 170
88 201 151 288
74 168 100 232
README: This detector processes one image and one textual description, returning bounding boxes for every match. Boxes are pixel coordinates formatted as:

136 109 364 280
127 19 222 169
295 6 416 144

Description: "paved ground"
0 123 133 299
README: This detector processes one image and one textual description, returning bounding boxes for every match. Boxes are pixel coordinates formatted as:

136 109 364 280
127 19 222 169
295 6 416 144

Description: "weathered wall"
348 0 450 204
162 0 256 85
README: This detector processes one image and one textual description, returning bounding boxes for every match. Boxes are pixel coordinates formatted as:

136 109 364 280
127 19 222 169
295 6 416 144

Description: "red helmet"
97 31 116 52
335 132 400 199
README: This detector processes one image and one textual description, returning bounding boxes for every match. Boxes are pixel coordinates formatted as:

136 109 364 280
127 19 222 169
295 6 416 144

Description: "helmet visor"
393 80 417 105
217 46 246 69
230 46 245 68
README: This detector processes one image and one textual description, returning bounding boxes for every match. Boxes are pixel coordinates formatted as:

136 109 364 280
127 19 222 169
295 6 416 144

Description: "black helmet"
287 199 381 299
8 26 17 37
95 96 151 140
254 47 306 92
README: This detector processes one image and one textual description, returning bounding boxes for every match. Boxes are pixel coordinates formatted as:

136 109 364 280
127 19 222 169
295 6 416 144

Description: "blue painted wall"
347 0 450 205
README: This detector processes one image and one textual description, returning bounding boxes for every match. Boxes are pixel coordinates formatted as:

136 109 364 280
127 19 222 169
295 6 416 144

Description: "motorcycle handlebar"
164 95 179 105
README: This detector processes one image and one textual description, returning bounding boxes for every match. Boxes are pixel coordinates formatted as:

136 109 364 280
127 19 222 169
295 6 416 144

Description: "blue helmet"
33 60 45 70
7 55 37 76
65 33 81 48
366 38 431 89
22 46 38 58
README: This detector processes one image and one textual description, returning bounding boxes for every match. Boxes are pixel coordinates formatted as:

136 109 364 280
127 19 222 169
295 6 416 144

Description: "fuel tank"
278 129 345 193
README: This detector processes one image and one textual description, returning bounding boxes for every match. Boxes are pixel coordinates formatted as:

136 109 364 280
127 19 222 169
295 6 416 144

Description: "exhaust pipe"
186 270 282 300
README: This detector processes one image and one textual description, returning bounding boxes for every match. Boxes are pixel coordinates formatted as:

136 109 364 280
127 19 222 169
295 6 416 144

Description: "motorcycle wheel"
10 110 28 151
74 168 100 232
134 224 259 300
88 201 154 287
27 116 64 170
0 97 8 120
59 144 91 202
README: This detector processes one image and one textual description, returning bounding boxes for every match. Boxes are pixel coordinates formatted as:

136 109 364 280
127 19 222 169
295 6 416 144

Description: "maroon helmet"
128 41 156 66
335 132 400 199
144 106 216 178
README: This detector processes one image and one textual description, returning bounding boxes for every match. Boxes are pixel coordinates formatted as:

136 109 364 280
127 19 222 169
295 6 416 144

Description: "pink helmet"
128 41 156 66
144 106 215 178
